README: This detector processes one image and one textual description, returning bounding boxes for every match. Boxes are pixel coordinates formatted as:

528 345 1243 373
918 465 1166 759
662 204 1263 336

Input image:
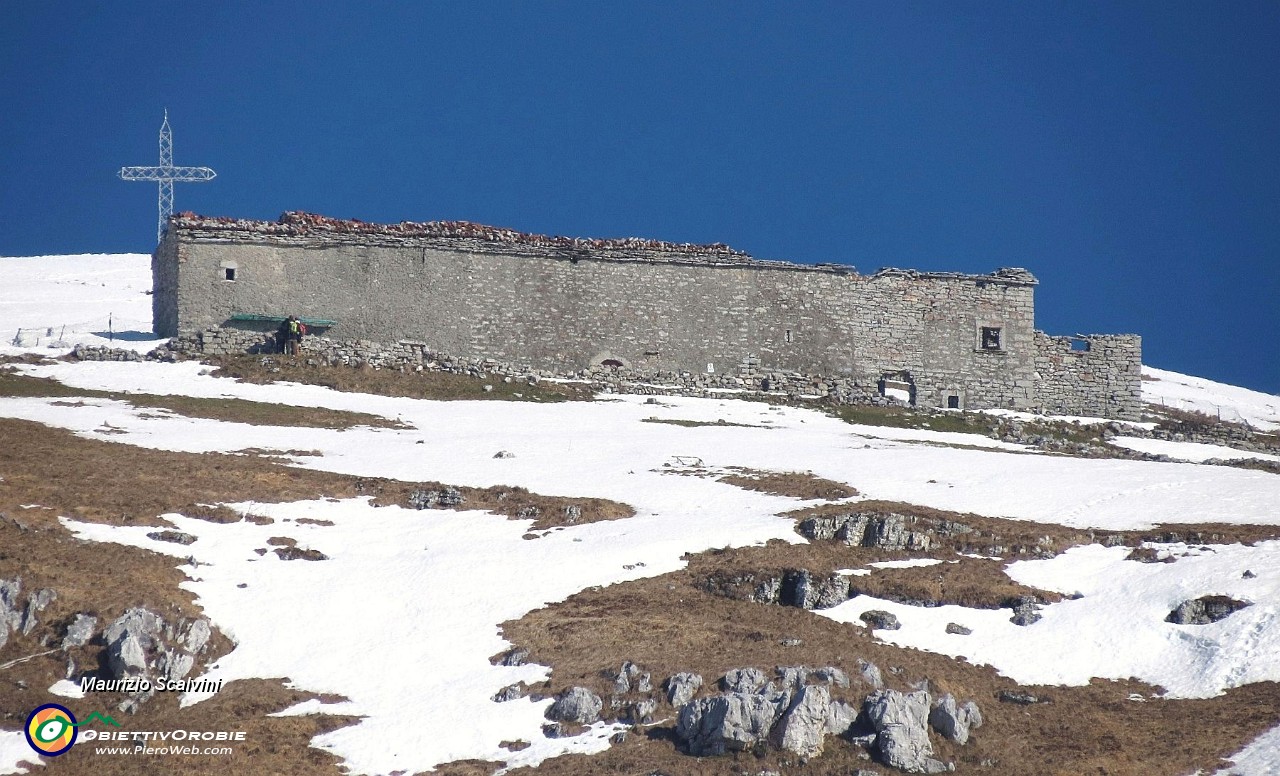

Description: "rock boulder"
928 693 983 744
667 672 703 707
772 684 831 758
546 687 603 724
864 689 948 774
676 692 784 756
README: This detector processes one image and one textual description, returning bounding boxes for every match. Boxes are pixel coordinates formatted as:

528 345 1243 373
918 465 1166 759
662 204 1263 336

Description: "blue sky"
2 2 1278 393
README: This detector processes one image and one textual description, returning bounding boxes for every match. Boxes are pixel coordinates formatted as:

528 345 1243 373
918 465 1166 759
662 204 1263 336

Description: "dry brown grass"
367 482 635 532
26 681 359 776
204 354 592 403
851 557 1060 610
0 422 356 775
717 467 858 501
691 540 1062 613
500 554 1280 776
0 410 631 532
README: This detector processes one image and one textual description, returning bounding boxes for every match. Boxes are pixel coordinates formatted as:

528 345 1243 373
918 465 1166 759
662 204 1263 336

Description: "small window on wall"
980 326 1002 351
224 267 236 281
947 395 960 409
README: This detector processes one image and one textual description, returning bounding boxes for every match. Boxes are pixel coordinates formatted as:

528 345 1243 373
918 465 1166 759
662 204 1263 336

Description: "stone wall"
152 236 180 337
1033 333 1143 419
153 212 1141 419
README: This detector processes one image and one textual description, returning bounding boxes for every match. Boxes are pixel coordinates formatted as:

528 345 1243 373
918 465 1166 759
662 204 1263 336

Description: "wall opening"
947 395 960 409
785 329 792 343
224 267 236 281
601 358 624 368
879 371 916 406
1070 338 1090 352
980 326 1002 351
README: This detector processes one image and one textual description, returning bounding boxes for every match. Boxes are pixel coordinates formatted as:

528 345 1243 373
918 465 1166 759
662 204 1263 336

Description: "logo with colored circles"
25 704 78 756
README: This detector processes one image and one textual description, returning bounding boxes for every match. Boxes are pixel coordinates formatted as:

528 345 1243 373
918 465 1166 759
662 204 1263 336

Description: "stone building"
153 212 1142 419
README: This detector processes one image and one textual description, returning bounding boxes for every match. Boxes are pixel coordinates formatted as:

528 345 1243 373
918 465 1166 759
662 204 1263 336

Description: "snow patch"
60 494 798 774
46 680 83 699
1213 723 1280 775
0 731 41 775
5 366 1280 531
819 542 1280 699
868 558 947 569
1110 436 1280 464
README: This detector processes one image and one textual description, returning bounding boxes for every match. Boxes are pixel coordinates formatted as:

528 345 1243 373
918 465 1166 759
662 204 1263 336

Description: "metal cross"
119 111 216 243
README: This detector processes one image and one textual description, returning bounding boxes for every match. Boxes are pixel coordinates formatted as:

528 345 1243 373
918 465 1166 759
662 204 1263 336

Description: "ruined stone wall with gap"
1033 333 1143 419
153 214 1141 418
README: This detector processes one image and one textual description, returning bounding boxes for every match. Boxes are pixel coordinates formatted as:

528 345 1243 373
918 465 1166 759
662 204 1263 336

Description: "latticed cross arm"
119 166 217 182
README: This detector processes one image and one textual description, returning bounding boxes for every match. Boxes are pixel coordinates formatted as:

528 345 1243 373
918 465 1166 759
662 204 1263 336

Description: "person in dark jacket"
278 315 304 355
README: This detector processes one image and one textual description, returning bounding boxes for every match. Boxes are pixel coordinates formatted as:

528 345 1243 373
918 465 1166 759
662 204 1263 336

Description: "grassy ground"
830 405 1002 436
716 468 859 501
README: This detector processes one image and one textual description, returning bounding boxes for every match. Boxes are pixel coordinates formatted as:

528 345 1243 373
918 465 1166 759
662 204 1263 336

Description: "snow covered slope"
0 253 159 355
1144 365 1280 431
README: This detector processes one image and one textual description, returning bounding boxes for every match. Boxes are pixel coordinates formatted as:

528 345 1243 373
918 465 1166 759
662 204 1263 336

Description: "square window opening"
1070 338 1090 352
980 326 1002 350
947 395 960 409
224 267 237 281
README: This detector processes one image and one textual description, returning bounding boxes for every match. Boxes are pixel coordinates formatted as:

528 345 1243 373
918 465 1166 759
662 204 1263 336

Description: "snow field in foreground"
1213 725 1280 776
61 496 794 774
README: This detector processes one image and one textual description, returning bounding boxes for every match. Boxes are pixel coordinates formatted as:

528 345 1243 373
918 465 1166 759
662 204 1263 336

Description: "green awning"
229 313 338 327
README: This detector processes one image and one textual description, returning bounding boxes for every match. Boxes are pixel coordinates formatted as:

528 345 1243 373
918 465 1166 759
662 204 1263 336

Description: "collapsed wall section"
1033 333 1143 420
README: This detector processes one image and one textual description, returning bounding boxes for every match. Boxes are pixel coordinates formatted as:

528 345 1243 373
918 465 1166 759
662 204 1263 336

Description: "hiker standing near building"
278 315 305 355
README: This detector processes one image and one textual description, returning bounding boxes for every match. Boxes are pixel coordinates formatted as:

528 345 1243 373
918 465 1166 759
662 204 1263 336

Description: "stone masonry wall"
169 328 888 403
153 213 1141 418
1033 333 1143 420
